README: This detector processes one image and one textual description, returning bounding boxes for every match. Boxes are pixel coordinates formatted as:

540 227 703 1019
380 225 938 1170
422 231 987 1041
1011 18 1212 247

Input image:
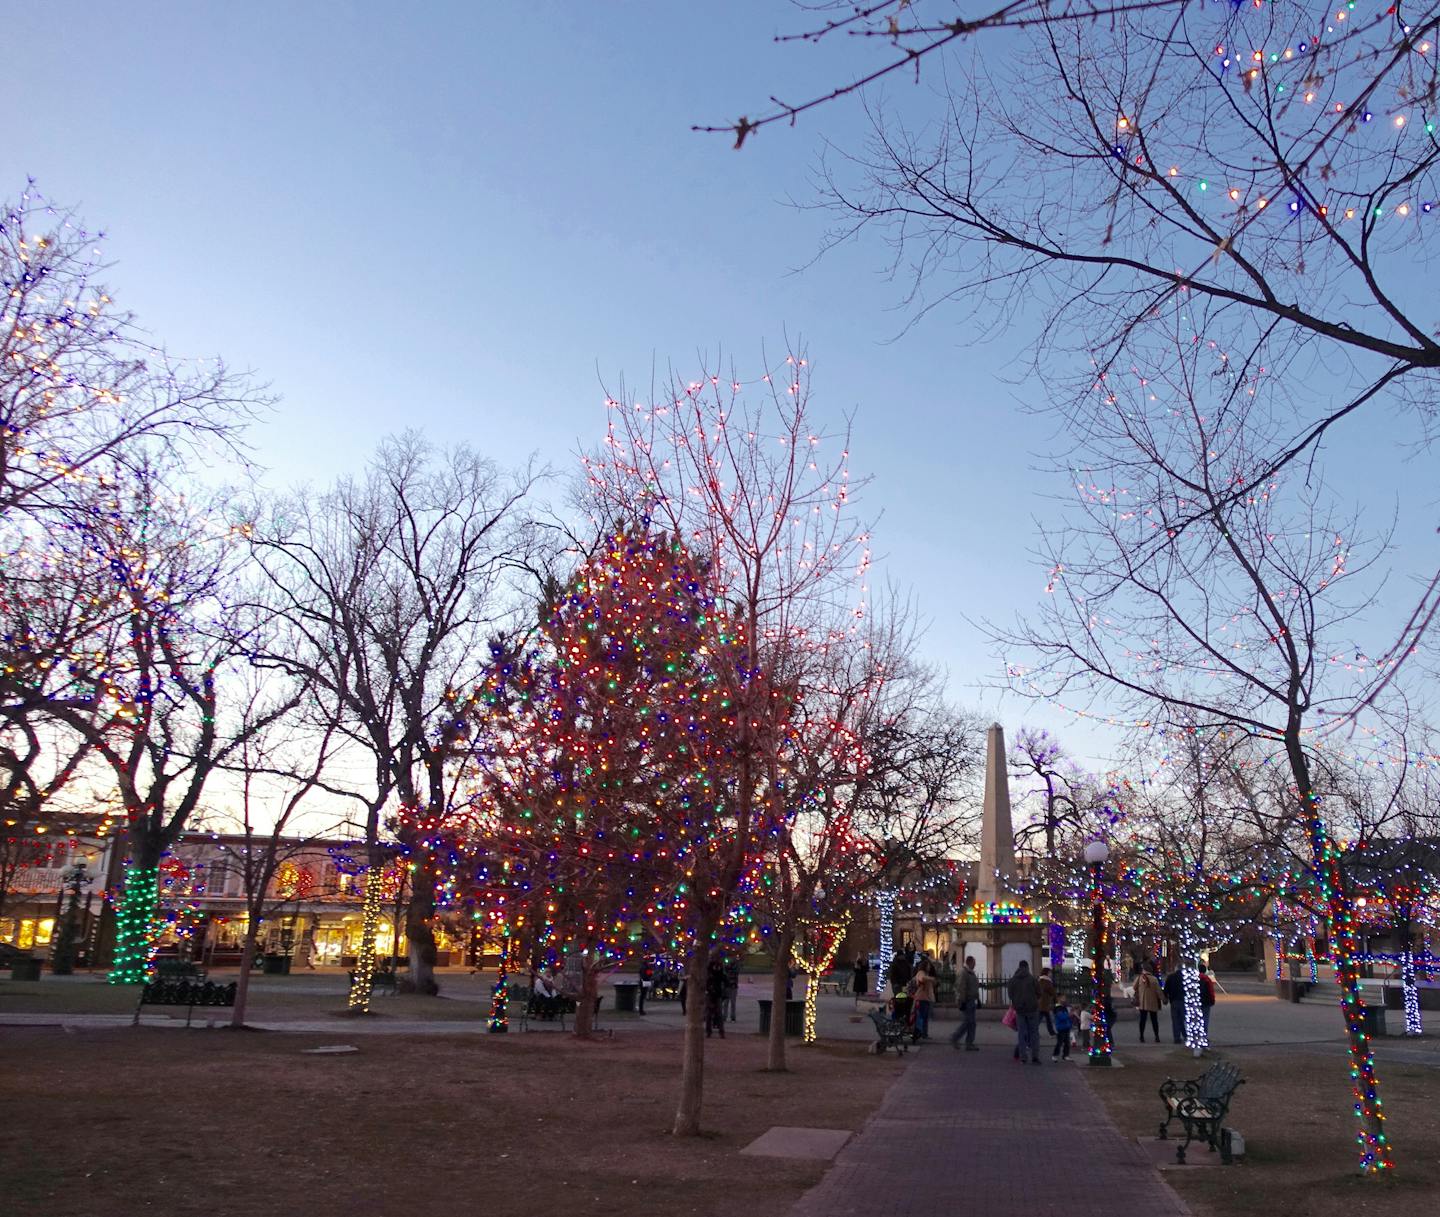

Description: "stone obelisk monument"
976 722 1017 909
961 722 1041 980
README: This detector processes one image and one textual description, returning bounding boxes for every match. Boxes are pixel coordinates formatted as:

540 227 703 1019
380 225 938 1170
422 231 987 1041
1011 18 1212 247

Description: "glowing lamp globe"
1083 840 1110 866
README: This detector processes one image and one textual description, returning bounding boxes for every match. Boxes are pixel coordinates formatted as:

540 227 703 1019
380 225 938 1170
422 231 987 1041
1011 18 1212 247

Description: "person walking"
950 955 980 1050
1199 963 1217 1041
704 957 727 1038
1051 997 1073 1060
911 961 936 1039
1162 965 1186 1044
852 954 869 999
1007 959 1042 1064
637 957 654 1015
723 955 740 1022
1134 962 1162 1041
1037 966 1057 1036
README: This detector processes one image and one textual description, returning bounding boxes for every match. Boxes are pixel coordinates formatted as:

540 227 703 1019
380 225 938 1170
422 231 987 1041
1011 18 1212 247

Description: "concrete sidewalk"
789 1038 1190 1217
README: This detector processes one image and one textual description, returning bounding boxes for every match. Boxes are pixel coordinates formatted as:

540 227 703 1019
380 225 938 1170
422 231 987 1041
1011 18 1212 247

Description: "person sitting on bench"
533 970 563 1019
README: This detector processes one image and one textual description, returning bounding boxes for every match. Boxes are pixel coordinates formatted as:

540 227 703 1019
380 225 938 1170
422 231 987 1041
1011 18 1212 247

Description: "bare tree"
0 184 257 521
586 347 876 1134
699 1 1212 146
21 461 291 983
718 10 1440 677
210 673 352 1027
999 321 1405 1170
1009 727 1106 857
245 433 541 999
729 8 1440 449
754 604 928 1069
854 700 984 989
1112 732 1275 1052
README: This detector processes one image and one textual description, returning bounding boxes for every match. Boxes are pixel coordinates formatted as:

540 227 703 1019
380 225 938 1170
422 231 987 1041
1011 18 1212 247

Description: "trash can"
262 953 291 975
783 999 805 1036
1359 1003 1387 1038
613 981 639 1012
757 999 806 1036
10 957 42 982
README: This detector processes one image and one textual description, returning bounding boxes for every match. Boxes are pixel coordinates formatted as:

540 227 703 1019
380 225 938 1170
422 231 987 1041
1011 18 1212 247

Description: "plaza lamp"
1084 839 1112 1066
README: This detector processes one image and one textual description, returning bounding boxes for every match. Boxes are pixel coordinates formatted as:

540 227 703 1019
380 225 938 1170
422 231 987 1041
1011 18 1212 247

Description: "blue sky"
8 2 1429 773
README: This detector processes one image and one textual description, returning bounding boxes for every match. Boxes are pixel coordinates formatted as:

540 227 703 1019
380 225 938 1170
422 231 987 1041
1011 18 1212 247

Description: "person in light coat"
1134 962 1162 1042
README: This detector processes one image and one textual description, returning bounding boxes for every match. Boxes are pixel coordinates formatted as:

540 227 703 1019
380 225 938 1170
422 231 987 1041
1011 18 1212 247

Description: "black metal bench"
1159 1060 1245 1163
521 988 602 1031
154 959 206 981
347 966 399 995
867 1006 909 1054
133 979 237 1027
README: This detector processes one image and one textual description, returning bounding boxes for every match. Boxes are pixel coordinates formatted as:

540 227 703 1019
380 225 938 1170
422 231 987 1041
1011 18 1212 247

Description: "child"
1052 998 1073 1060
1078 1004 1093 1053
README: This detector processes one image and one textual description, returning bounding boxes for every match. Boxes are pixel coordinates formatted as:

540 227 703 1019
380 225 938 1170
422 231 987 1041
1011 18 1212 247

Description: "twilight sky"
8 2 1430 773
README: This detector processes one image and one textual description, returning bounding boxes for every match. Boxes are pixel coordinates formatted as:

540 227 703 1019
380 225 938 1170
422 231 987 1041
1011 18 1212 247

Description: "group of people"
529 965 575 1020
652 954 739 1036
876 944 944 1039
940 953 1220 1060
1141 959 1218 1044
1002 959 1076 1061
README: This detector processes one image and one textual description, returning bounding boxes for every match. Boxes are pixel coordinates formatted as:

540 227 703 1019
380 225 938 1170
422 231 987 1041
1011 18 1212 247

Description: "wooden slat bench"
1159 1059 1244 1163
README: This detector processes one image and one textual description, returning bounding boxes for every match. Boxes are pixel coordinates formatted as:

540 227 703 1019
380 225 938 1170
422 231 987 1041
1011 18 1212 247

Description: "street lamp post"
49 860 90 975
1083 840 1112 1066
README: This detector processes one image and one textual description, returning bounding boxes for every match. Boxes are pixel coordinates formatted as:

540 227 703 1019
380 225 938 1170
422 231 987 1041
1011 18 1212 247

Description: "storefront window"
17 918 54 950
311 924 344 964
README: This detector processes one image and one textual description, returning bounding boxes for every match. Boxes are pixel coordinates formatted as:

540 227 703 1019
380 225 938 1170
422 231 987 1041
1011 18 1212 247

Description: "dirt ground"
1086 1046 1440 1217
0 1025 903 1217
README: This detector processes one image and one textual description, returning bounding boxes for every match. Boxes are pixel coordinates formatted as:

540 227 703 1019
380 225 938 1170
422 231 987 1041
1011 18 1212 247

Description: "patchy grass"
1085 1045 1440 1217
0 1025 902 1217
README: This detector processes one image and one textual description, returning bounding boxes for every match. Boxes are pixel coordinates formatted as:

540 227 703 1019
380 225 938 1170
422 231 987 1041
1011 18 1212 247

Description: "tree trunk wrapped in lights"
109 859 160 985
1296 775 1392 1174
488 922 511 1032
1397 913 1422 1038
792 915 851 1045
347 858 385 1013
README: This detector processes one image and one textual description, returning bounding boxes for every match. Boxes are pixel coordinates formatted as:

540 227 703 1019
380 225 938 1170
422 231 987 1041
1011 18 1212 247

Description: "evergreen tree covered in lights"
472 526 747 1036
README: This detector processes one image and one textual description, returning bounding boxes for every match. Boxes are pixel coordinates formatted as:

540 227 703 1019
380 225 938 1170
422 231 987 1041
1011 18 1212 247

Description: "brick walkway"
790 1042 1190 1217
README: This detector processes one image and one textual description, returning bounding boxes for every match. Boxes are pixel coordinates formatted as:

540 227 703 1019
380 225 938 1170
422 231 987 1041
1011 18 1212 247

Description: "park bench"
511 981 603 1032
133 978 237 1027
867 1007 909 1055
1158 1059 1245 1164
154 959 206 981
347 966 399 994
814 972 849 997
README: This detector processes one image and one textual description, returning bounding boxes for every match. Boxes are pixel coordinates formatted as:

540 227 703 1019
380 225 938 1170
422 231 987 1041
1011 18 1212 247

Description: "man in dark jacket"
887 947 913 994
1163 966 1187 1043
1008 959 1042 1064
950 955 981 1050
